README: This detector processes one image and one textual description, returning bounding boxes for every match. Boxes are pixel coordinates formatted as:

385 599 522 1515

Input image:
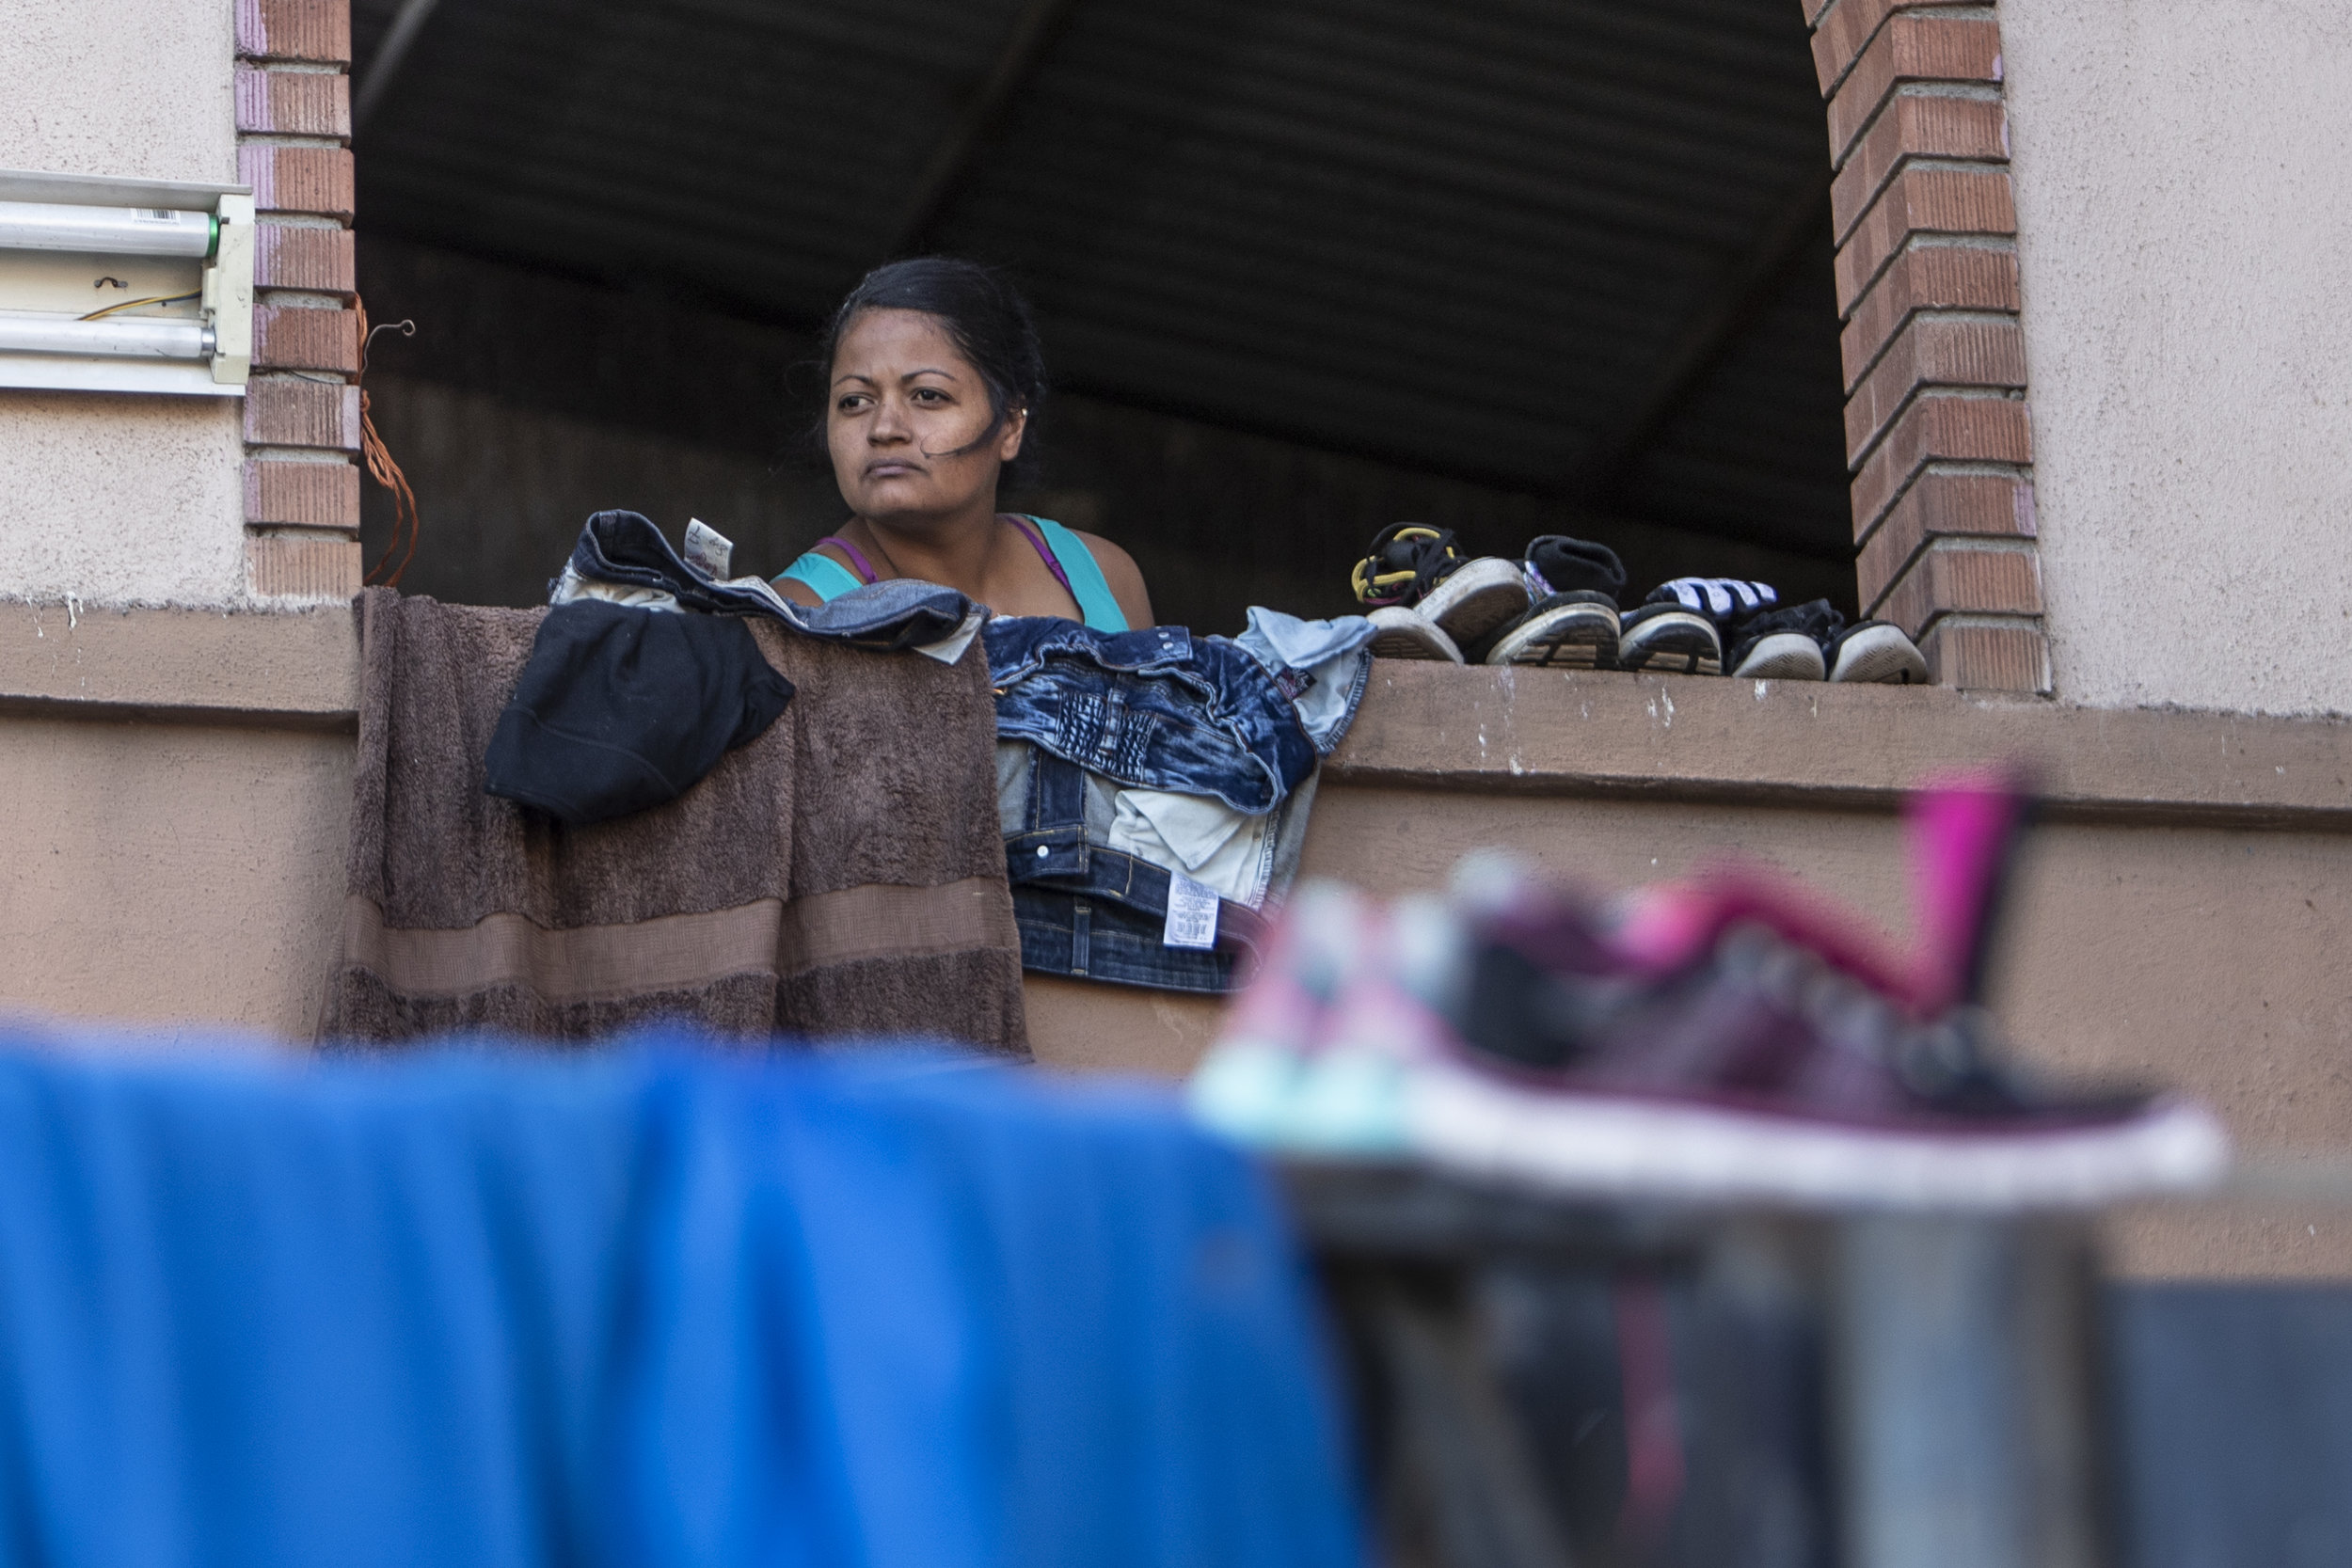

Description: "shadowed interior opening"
350 0 1851 631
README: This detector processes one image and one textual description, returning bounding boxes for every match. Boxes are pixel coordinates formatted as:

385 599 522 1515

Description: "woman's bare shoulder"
771 537 859 608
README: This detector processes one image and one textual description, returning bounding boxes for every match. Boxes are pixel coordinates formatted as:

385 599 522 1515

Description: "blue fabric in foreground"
0 1030 1363 1568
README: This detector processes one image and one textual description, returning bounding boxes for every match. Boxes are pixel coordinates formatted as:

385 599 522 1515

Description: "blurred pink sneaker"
1419 918 2226 1209
1188 881 1373 1144
1419 774 2228 1209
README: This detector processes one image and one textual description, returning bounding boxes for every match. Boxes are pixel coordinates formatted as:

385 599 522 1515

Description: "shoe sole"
1405 1066 2231 1211
1731 632 1826 681
1364 607 1464 662
1617 611 1721 675
1484 602 1620 669
1831 624 1929 684
1416 558 1531 647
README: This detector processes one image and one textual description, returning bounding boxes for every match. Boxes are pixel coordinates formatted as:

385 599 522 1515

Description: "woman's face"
827 308 1025 526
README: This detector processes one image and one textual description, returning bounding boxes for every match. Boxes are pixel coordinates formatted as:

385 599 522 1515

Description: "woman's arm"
772 576 825 608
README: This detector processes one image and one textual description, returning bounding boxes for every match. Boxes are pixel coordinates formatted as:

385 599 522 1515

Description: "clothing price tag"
682 517 733 580
1163 872 1220 951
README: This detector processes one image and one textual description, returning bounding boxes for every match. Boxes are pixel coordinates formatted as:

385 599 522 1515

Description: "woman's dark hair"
814 257 1047 483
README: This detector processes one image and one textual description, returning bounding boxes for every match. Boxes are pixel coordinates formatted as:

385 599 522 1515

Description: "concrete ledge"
0 600 358 728
5 612 2349 829
1330 664 2352 829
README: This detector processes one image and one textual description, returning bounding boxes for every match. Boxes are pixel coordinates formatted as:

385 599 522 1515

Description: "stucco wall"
0 394 246 605
0 0 247 609
0 715 352 1041
6 637 2349 1279
1997 0 2352 715
0 0 236 180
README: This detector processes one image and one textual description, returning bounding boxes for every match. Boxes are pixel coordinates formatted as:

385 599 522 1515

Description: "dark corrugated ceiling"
350 0 1849 562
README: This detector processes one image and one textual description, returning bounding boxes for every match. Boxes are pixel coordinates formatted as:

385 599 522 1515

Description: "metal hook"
93 277 129 291
361 317 416 375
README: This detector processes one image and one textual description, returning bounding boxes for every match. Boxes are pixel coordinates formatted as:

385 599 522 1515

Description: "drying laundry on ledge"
0 1028 1364 1568
322 588 1025 1053
989 610 1375 995
554 509 989 663
485 510 1381 1003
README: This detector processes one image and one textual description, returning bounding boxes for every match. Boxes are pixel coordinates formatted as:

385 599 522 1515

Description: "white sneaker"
1731 631 1826 680
1365 606 1463 662
1828 621 1928 684
1415 556 1531 647
1616 603 1722 674
1482 593 1621 669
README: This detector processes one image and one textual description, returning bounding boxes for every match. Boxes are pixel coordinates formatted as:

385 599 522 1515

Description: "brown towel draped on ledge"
321 588 1027 1055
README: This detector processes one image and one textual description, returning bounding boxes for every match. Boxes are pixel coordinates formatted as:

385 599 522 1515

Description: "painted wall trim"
5 604 2347 826
1331 664 2352 830
0 600 358 725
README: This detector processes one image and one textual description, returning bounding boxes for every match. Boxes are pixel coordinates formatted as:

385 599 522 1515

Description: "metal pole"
1360 1271 1578 1568
1833 1216 2104 1568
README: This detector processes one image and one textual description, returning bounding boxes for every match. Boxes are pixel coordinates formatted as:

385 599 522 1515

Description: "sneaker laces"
1350 524 1465 608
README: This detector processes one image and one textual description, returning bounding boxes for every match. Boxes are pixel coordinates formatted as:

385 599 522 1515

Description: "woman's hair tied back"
818 256 1046 479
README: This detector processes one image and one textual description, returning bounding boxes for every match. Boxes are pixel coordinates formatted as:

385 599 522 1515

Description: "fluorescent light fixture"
0 200 215 258
0 310 212 360
0 171 251 393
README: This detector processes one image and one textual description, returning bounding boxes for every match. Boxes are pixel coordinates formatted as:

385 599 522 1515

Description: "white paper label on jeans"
683 517 733 580
1163 871 1220 951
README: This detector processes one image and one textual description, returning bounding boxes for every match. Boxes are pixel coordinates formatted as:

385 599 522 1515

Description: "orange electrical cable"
355 297 421 587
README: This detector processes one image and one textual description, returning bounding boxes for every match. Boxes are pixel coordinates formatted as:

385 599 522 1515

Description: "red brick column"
235 0 362 601
1806 0 2048 693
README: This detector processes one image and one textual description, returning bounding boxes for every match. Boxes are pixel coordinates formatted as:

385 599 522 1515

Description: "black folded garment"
485 601 794 825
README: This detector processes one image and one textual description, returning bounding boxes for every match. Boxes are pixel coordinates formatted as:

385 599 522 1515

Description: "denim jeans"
1232 608 1376 755
986 617 1317 816
569 510 978 653
1004 748 1276 993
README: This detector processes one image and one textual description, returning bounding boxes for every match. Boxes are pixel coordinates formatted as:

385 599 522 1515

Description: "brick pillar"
234 0 362 602
1806 0 2048 694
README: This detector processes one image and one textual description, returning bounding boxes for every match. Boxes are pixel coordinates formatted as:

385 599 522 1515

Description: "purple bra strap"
1003 513 1077 598
813 534 878 585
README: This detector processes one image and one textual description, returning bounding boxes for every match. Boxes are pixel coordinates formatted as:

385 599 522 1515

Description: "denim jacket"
984 618 1318 816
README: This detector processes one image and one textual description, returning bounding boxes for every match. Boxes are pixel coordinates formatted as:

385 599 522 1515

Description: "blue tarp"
0 1029 1363 1568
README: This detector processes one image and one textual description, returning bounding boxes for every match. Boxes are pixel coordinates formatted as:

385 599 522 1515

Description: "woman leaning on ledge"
774 259 1153 632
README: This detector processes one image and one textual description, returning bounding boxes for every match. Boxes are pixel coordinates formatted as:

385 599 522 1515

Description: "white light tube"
0 311 212 359
0 200 214 258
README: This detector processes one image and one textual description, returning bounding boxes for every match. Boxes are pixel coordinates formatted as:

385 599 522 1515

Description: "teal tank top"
774 515 1130 633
